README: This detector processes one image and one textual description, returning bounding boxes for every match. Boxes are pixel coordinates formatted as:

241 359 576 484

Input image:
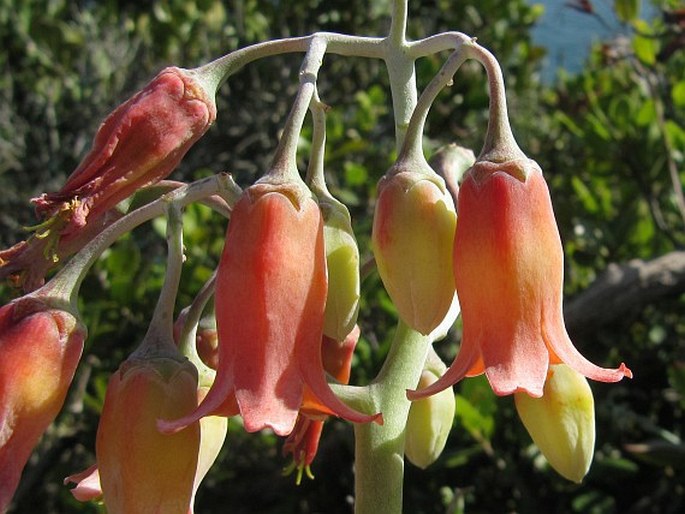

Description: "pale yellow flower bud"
405 369 456 469
515 364 596 483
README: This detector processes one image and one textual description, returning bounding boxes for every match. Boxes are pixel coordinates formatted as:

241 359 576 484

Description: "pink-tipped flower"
409 158 631 401
0 297 85 512
160 183 381 438
32 66 217 235
372 168 457 335
95 355 200 514
64 465 102 503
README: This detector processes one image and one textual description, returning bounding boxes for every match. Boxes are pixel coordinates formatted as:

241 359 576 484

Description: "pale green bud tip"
515 364 596 483
321 202 361 341
405 370 456 469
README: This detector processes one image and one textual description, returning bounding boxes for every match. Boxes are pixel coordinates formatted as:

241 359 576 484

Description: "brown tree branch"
565 251 685 333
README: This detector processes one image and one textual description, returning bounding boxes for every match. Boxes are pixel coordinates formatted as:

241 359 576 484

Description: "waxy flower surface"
404 368 455 469
515 364 596 483
96 355 200 514
32 66 217 235
160 183 380 437
409 159 631 401
320 197 361 342
0 298 85 512
67 385 228 513
372 169 457 335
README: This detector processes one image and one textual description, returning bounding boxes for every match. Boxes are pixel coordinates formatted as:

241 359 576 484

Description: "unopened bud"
515 364 595 483
96 355 200 513
405 369 455 469
372 165 457 335
320 198 360 341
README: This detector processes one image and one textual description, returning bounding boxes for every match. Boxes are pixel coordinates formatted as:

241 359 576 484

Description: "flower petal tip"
619 362 633 380
156 417 191 435
406 386 437 402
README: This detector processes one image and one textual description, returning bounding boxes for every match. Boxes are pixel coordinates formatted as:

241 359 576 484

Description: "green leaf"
615 0 640 23
571 175 600 213
344 161 369 187
672 81 685 108
635 98 656 126
455 375 496 441
633 34 658 66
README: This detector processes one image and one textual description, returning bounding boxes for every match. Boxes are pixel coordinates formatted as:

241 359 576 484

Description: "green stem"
463 43 526 163
177 271 218 388
36 174 241 313
196 33 385 90
304 87 329 193
267 37 328 183
388 0 408 47
132 203 186 358
383 0 417 150
400 44 469 163
353 321 431 514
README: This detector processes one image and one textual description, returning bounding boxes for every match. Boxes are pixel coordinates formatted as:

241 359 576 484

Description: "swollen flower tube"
409 158 631 401
0 297 85 512
160 183 380 437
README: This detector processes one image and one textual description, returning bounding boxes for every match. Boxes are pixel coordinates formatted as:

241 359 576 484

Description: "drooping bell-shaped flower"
94 202 201 514
160 182 380 437
67 298 228 514
66 378 225 514
96 352 200 514
409 158 631 401
0 296 85 512
515 364 596 483
372 160 457 335
303 99 361 343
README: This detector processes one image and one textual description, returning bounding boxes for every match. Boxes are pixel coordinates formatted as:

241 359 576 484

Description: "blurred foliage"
1 0 684 513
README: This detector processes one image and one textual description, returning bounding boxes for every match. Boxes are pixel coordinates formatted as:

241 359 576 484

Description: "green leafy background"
1 0 683 512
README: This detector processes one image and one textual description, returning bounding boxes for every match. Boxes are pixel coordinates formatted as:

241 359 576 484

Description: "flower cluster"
0 25 635 514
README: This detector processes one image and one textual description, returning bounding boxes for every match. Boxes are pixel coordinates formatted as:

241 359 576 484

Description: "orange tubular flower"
32 67 217 235
372 169 457 335
409 159 631 400
0 298 85 512
159 183 380 437
284 325 361 483
96 355 200 514
65 368 228 514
